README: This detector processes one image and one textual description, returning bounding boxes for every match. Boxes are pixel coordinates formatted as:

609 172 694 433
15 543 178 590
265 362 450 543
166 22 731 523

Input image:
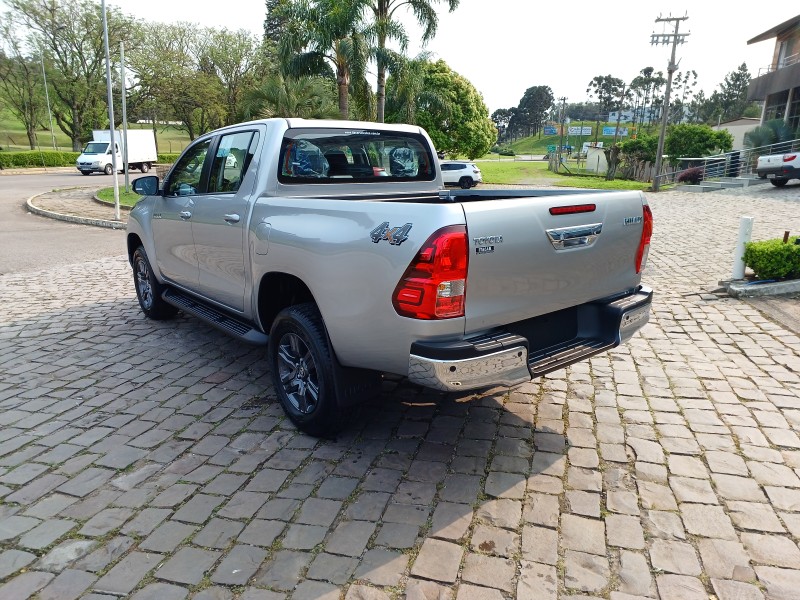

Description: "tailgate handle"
546 223 602 250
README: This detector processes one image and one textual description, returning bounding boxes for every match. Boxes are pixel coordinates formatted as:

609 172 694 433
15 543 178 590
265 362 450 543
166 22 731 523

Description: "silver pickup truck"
129 118 653 436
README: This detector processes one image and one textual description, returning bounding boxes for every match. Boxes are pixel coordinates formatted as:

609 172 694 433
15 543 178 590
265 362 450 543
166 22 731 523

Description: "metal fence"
656 138 800 187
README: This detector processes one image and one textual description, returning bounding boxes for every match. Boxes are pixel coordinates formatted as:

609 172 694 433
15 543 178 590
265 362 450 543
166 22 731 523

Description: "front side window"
209 131 260 193
167 140 211 197
278 128 435 184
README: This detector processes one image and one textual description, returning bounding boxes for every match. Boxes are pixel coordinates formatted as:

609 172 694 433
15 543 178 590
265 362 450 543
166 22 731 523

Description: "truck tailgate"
462 191 648 333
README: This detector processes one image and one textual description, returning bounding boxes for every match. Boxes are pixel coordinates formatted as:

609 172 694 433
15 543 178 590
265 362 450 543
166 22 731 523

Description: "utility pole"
557 96 567 171
101 0 120 220
120 41 129 193
650 13 689 192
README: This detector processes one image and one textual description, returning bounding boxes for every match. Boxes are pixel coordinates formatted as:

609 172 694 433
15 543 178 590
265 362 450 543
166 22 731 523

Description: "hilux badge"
370 222 412 245
624 216 643 226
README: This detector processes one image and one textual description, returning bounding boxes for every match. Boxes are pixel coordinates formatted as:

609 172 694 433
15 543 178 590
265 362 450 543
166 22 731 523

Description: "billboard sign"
568 126 592 136
544 126 558 135
602 126 628 137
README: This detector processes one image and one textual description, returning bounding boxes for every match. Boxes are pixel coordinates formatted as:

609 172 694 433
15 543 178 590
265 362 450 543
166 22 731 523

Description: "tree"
491 108 512 141
384 52 444 125
700 63 753 123
127 22 225 141
516 85 554 137
242 73 339 119
4 0 136 150
277 0 369 119
586 75 625 139
664 123 733 164
365 0 459 123
203 29 263 125
414 59 494 159
0 21 45 149
743 119 798 148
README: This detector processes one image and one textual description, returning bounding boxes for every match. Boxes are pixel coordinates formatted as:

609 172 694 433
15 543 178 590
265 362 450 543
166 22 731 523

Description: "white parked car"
440 160 482 188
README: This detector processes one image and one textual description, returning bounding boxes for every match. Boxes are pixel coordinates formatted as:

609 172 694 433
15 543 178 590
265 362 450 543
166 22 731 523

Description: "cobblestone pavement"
1 183 800 600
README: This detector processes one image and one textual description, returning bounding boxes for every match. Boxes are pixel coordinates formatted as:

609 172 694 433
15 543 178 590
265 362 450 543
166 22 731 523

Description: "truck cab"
76 140 121 176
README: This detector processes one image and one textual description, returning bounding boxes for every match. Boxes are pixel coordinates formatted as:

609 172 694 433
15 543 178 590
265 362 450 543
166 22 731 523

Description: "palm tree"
241 74 340 119
385 52 447 125
366 0 460 123
277 0 369 119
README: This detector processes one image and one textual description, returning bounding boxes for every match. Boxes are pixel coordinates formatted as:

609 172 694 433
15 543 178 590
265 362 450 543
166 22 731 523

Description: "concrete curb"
724 278 800 298
26 191 127 230
1 166 76 176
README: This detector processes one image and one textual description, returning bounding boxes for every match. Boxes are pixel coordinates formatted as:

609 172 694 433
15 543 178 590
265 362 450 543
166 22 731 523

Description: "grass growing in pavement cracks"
97 186 142 208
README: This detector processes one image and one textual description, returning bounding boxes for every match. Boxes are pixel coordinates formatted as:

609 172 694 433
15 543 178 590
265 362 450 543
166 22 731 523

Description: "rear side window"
209 131 260 193
278 127 435 184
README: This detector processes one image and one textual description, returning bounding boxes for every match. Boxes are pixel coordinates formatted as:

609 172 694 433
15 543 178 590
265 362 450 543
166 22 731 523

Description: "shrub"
157 153 180 163
743 237 800 280
0 150 81 168
677 166 703 184
490 145 515 156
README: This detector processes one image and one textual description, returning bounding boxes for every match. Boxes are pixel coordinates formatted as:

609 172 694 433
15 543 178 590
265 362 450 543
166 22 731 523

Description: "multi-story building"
747 14 800 130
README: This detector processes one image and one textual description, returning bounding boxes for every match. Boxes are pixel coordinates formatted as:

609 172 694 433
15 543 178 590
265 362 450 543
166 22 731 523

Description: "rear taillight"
635 204 653 274
393 225 468 319
784 154 797 163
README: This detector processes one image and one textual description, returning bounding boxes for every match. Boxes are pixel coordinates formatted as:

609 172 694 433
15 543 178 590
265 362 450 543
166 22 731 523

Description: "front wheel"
459 177 473 189
79 171 91 176
770 178 788 187
132 246 178 320
103 163 113 175
268 303 341 437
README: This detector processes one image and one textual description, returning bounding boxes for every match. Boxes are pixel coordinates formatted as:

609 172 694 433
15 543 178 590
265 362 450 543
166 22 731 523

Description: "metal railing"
757 52 800 76
655 138 800 187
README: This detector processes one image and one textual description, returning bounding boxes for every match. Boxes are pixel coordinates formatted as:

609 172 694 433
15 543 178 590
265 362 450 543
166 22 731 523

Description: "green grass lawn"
0 107 192 153
479 160 650 191
96 186 142 208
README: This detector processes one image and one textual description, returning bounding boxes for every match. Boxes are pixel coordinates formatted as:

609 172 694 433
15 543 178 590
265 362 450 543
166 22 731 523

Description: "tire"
459 177 473 189
770 178 788 187
132 246 178 320
268 303 341 437
103 163 113 175
140 162 150 173
79 171 91 176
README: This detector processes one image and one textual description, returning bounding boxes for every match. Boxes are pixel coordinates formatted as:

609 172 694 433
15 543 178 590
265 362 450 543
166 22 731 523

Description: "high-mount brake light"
635 204 653 274
392 225 468 319
549 204 596 215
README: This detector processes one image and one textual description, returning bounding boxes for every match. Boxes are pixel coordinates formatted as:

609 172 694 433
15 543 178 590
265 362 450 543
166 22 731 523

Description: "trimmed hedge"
743 236 800 280
0 150 81 168
0 150 175 169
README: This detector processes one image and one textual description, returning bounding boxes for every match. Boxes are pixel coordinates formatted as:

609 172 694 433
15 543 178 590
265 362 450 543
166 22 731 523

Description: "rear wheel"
771 178 788 187
268 303 341 437
132 246 178 320
79 171 91 176
459 177 473 189
140 162 150 173
103 163 113 175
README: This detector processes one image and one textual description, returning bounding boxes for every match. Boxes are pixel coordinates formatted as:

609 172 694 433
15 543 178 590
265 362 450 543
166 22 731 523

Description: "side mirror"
132 175 160 196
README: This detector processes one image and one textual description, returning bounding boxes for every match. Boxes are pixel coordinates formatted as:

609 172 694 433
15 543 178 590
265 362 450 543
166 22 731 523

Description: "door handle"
179 211 192 220
224 213 241 223
546 223 602 250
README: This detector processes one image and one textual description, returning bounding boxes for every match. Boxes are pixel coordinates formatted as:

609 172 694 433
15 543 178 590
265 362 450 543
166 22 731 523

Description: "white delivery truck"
76 129 158 175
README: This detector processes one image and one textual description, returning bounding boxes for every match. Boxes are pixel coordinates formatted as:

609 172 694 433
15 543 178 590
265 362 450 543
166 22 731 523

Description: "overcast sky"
106 0 795 113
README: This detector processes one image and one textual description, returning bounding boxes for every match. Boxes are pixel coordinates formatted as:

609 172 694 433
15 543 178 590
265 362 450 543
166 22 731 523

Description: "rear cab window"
278 127 436 185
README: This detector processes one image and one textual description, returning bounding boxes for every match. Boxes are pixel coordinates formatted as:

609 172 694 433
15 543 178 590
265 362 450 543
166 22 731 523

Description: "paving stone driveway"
1 183 799 600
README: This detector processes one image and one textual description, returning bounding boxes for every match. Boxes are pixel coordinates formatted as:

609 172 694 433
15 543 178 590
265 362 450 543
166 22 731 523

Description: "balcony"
747 58 800 101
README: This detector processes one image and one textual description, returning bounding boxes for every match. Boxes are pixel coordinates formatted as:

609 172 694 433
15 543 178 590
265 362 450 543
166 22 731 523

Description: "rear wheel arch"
257 272 317 333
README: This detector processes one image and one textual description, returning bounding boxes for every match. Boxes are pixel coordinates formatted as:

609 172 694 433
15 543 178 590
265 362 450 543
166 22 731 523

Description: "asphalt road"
0 170 142 275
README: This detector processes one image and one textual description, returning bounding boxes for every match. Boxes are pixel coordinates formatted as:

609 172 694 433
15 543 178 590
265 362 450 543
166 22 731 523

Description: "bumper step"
528 337 614 377
163 289 268 344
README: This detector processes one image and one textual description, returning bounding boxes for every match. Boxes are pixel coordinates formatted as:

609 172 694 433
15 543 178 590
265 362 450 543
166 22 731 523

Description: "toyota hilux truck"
128 118 653 436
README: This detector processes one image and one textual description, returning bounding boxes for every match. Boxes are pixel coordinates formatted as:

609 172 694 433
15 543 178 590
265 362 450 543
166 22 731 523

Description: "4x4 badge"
370 222 412 245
